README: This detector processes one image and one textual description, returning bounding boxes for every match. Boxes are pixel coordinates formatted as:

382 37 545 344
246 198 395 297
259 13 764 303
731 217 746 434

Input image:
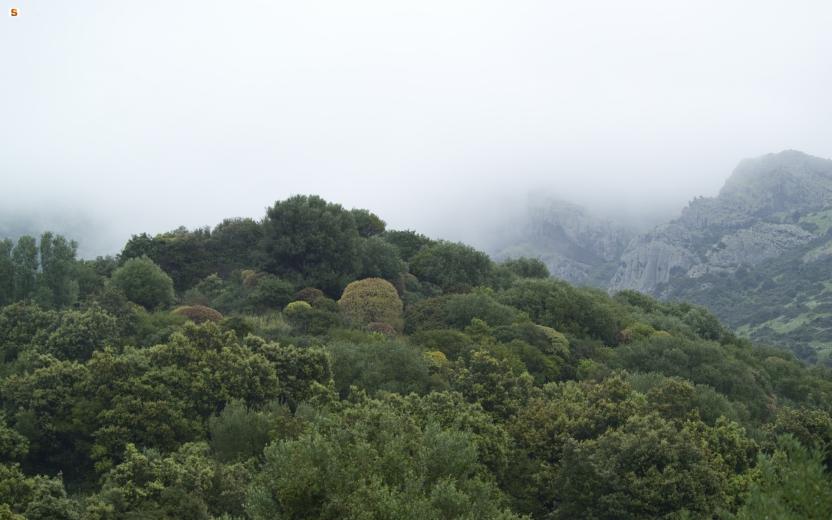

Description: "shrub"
410 241 493 292
110 256 175 310
172 305 224 324
245 275 295 311
283 301 340 335
294 287 325 304
338 278 403 331
367 322 397 337
501 257 550 279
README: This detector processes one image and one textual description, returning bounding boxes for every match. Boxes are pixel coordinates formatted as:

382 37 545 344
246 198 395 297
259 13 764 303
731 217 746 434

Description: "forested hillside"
1 195 831 519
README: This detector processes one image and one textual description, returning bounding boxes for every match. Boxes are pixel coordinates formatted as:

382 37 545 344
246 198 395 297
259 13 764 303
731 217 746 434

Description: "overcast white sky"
2 1 831 255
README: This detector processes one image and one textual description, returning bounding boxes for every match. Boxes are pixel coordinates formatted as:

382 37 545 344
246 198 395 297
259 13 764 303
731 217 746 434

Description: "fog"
2 1 832 256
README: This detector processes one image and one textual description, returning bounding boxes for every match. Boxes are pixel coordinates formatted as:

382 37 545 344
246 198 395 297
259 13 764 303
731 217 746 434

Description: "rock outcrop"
492 196 634 287
610 150 832 295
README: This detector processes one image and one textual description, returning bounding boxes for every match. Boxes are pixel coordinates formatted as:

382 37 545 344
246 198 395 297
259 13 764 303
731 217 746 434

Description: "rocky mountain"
610 150 832 295
498 150 832 361
491 195 634 287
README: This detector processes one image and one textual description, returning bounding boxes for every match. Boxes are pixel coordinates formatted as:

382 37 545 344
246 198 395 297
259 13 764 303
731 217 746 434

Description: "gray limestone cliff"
491 196 634 287
609 150 832 295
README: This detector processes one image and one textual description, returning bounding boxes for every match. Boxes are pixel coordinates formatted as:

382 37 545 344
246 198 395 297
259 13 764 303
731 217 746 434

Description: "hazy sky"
2 1 832 255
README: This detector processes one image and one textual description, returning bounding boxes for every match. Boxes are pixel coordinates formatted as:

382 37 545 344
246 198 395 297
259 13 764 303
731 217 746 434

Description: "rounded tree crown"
338 277 403 331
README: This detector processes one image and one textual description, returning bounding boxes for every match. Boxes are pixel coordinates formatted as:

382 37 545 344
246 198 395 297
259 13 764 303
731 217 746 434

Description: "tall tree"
0 239 13 306
261 195 360 295
11 236 38 301
37 232 79 308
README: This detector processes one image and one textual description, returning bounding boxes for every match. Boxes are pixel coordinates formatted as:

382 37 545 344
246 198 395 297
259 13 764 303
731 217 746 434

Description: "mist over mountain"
498 150 832 360
0 209 120 259
490 196 636 287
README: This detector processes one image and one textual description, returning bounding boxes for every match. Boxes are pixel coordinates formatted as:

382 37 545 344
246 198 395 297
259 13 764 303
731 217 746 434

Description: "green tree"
327 340 437 398
350 208 386 237
110 256 175 310
355 236 405 282
210 217 264 276
37 232 79 308
86 442 251 519
11 236 37 301
246 398 521 520
381 230 434 262
0 239 13 306
44 305 119 361
261 195 360 295
555 413 753 519
734 435 832 519
500 257 549 279
410 241 493 292
452 348 536 419
498 279 622 345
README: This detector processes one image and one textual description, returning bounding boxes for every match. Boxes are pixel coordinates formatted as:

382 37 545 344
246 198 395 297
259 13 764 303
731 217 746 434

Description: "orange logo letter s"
10 8 18 16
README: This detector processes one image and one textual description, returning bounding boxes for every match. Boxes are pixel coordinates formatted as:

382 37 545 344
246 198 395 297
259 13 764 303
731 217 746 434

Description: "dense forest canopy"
1 194 831 519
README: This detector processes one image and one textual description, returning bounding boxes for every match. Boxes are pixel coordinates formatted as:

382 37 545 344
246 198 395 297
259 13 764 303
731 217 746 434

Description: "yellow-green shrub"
338 278 403 331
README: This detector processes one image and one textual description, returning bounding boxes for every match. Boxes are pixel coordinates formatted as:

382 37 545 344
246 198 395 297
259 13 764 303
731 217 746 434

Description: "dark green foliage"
380 229 434 261
350 208 386 237
261 195 360 295
0 414 28 462
0 234 83 308
609 335 770 418
765 406 832 467
500 257 550 279
247 397 521 520
36 232 79 308
2 199 832 519
0 463 79 520
355 236 406 281
734 435 832 519
248 338 333 406
452 348 537 419
411 329 474 360
243 274 295 311
405 291 523 333
0 302 56 364
410 241 493 292
210 217 264 275
11 236 38 301
327 340 439 398
283 300 342 335
0 239 14 307
85 442 252 519
209 400 301 462
110 256 175 310
555 413 751 519
499 279 623 344
44 305 119 361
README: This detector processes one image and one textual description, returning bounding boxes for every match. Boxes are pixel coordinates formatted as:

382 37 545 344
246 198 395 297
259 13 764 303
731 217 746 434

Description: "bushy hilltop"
1 195 832 519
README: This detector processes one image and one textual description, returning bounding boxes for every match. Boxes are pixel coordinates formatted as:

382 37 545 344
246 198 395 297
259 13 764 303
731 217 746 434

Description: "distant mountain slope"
491 195 634 287
659 222 832 362
498 151 832 360
610 150 832 295
609 150 832 360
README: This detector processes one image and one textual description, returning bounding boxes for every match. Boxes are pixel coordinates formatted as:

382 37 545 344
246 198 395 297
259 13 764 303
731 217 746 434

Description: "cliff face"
494 150 832 359
492 196 634 287
609 151 832 295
